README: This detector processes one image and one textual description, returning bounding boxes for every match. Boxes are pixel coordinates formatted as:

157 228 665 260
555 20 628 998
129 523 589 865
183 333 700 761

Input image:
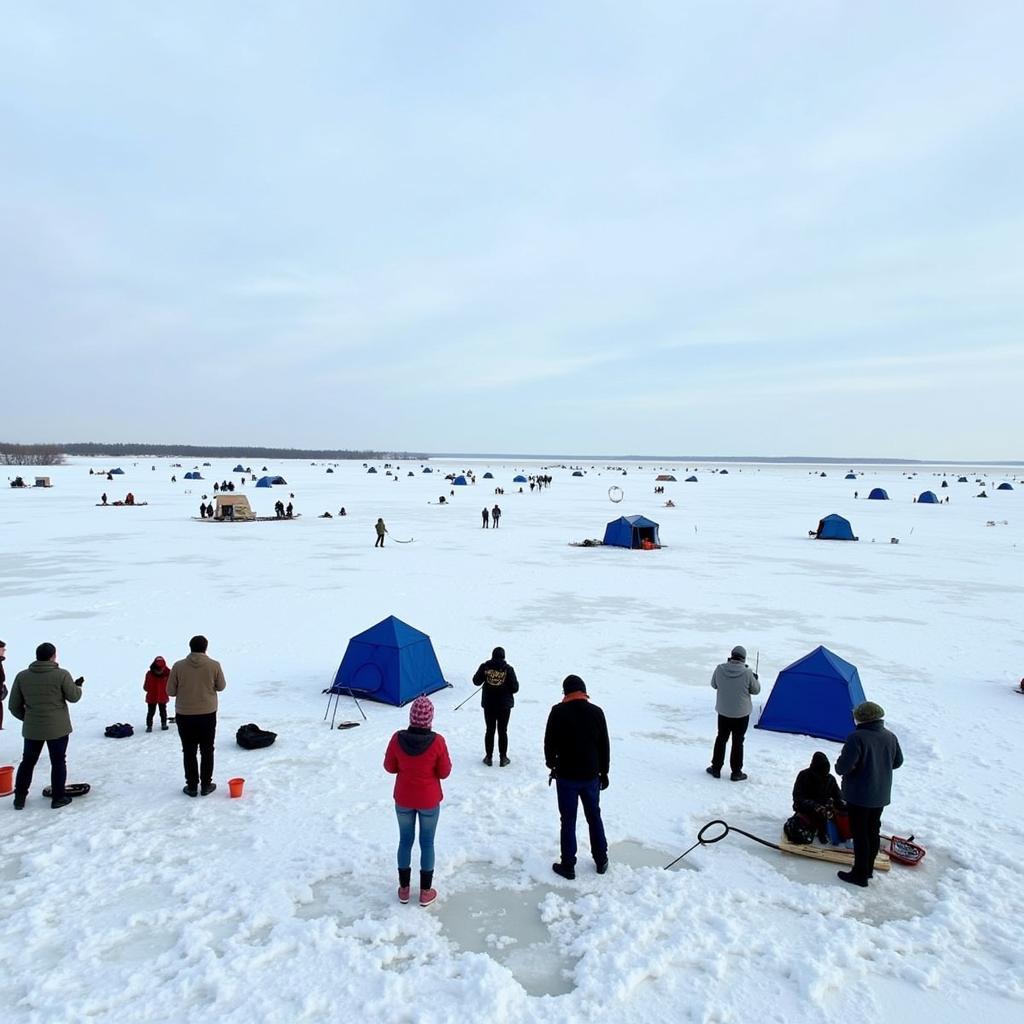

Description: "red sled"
881 833 926 865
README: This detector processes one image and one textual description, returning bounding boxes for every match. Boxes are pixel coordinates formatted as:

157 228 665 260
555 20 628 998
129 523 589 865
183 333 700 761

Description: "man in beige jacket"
167 635 226 797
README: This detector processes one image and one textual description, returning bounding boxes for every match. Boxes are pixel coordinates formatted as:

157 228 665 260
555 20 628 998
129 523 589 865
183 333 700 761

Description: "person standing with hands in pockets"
473 646 519 766
706 645 760 781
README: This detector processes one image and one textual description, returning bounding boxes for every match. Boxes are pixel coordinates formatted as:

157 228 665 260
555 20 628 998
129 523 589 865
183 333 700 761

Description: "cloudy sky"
2 2 1022 458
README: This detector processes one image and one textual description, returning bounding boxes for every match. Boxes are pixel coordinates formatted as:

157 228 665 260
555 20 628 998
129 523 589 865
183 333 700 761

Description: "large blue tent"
602 515 661 549
998 482 1014 491
255 476 274 487
755 646 866 742
453 475 468 485
867 487 889 500
483 472 494 479
917 490 939 503
331 616 448 706
814 514 857 540
513 474 528 483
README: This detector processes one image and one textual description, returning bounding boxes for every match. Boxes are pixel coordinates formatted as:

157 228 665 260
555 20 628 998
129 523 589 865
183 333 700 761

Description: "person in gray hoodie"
835 701 903 887
706 645 760 781
9 642 83 809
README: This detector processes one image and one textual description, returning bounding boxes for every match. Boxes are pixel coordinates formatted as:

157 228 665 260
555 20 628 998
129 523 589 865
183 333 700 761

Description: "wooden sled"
96 503 148 507
778 835 891 871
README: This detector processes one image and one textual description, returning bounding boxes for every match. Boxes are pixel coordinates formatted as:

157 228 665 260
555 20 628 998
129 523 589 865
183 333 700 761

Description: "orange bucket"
228 777 245 798
0 765 13 796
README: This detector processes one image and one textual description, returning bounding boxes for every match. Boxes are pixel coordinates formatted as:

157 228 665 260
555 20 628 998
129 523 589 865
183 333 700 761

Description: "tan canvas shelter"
214 494 255 521
34 477 53 487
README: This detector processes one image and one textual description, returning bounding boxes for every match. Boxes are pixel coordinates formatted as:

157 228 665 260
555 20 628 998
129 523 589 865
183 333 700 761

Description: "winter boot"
499 756 510 767
837 870 868 888
398 868 411 904
730 771 748 782
419 870 436 907
51 795 73 809
200 782 217 796
706 766 721 778
552 862 575 880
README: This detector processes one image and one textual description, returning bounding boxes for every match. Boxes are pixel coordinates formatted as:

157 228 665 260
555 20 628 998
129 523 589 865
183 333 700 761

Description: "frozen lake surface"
1 456 1022 1022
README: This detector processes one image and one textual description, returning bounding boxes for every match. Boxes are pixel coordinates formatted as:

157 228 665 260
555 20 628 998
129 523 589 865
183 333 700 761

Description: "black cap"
492 646 505 661
562 674 587 695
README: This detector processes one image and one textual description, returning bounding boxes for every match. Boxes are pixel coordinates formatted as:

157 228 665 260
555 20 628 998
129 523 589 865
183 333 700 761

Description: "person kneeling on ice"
792 752 844 843
143 656 170 732
383 696 452 907
835 701 903 888
544 675 610 879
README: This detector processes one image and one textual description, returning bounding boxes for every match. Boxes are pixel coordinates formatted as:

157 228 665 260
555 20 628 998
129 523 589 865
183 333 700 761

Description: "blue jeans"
396 803 440 871
555 777 607 867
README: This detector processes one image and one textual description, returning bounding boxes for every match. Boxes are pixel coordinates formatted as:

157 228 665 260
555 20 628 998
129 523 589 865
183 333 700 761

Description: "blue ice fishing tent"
572 471 584 477
367 467 378 474
513 474 528 483
422 467 433 473
453 475 468 485
255 476 273 487
602 515 661 549
917 490 939 503
110 468 125 475
685 475 698 482
867 487 889 500
481 472 493 479
998 482 1014 491
845 472 857 480
232 464 245 473
332 616 448 706
755 646 866 742
184 471 202 480
815 514 857 540
270 476 287 485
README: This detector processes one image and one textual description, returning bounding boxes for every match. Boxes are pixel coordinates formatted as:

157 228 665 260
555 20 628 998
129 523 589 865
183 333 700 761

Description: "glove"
599 773 609 791
75 676 85 686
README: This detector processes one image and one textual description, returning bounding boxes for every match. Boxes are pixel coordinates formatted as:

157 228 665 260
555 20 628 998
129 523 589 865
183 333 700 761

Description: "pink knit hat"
409 695 434 729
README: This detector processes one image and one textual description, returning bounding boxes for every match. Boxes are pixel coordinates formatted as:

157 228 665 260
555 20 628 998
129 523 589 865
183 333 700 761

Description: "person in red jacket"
143 656 170 732
383 695 452 908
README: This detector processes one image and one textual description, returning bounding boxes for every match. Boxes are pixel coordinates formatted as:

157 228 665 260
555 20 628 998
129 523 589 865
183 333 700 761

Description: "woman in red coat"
383 696 452 907
143 656 170 732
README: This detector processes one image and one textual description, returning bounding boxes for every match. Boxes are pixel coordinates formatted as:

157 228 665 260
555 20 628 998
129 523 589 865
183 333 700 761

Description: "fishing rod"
452 687 478 711
665 819 779 870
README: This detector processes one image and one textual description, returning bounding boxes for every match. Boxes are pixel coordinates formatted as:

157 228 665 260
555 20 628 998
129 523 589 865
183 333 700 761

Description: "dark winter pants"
375 534 384 547
176 712 217 788
555 777 608 867
15 735 69 800
711 714 749 773
847 803 883 881
483 707 511 758
146 702 168 728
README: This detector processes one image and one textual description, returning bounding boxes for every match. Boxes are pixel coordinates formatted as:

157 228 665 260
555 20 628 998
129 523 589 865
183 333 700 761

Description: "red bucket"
0 765 13 796
228 777 245 798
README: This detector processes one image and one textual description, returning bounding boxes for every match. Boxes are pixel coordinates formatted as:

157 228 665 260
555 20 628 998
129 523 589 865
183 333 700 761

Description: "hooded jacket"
384 727 452 809
167 652 226 716
792 752 843 814
711 658 760 718
472 650 519 711
544 696 610 781
835 719 904 807
143 657 170 705
9 660 82 741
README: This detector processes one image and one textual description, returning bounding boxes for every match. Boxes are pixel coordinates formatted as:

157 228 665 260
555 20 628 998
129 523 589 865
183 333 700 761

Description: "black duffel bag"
236 723 277 750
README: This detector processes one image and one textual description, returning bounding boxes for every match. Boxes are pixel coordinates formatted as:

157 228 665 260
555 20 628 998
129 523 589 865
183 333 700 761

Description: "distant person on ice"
481 507 489 528
835 701 903 888
0 639 6 730
375 517 388 547
473 646 519 766
143 656 170 732
383 696 452 908
167 635 226 798
792 752 844 843
544 675 610 879
706 645 760 781
9 642 84 809
491 504 501 527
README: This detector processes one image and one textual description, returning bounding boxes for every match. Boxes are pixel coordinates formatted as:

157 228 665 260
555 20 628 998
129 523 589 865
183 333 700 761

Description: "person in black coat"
835 701 904 887
792 751 844 842
472 646 518 766
543 675 610 880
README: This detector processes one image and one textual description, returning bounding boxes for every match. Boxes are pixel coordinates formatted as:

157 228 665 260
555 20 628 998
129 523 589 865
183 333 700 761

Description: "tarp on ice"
755 646 866 743
331 615 448 706
867 487 889 500
602 515 661 549
814 514 857 540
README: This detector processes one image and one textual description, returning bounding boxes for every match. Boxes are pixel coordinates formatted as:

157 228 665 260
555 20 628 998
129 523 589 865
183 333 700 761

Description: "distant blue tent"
482 472 493 479
602 515 661 549
367 467 378 474
331 616 448 706
917 490 939 503
513 475 528 483
572 471 584 477
867 488 889 500
255 476 273 487
183 471 202 480
815 514 857 540
270 476 287 485
957 476 968 483
756 646 866 742
820 472 827 477
719 469 729 474
422 467 433 473
685 476 698 483
327 468 334 474
110 468 125 475
997 482 1014 491
453 475 468 485
845 472 857 480
232 464 245 472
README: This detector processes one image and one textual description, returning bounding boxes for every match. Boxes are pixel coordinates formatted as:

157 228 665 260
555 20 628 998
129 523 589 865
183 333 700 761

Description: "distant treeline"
53 443 429 461
0 443 66 466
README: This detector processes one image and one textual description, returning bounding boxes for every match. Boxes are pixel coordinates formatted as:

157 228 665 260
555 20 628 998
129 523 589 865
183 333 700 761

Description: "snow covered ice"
1 457 1022 1023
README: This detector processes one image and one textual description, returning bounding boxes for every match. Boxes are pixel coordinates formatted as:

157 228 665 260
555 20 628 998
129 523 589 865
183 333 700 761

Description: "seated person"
792 751 844 842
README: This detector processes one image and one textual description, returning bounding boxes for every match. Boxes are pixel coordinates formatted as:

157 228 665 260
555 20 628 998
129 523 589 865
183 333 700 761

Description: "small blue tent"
367 467 378 474
483 472 494 479
685 475 698 483
270 476 287 485
422 467 433 474
867 487 889 500
110 468 125 475
602 515 661 549
232 464 245 473
572 471 584 477
845 472 857 480
997 482 1014 491
255 476 273 487
332 616 448 706
957 476 968 483
184 471 203 480
815 514 857 540
453 475 468 485
513 474 528 483
917 490 939 503
756 646 866 742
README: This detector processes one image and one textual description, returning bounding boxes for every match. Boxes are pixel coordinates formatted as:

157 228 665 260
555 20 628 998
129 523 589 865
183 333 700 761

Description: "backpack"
784 813 816 845
104 722 134 738
236 723 277 750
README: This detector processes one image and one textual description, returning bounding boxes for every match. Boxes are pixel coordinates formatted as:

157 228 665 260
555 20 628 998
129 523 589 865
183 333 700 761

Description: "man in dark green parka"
9 642 83 809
